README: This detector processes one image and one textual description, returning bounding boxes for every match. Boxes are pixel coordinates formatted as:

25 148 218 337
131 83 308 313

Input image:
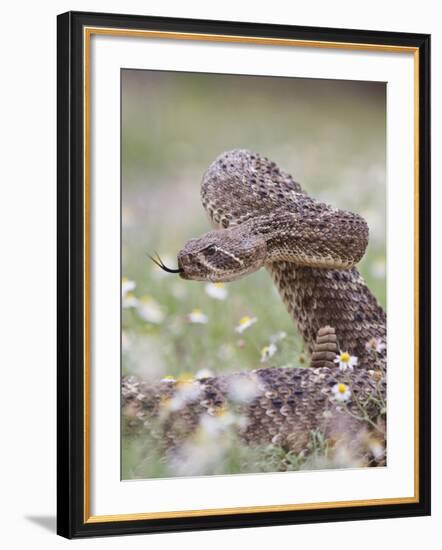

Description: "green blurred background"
121 69 386 478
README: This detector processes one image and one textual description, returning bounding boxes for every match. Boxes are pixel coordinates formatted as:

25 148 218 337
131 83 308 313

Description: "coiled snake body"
123 150 386 466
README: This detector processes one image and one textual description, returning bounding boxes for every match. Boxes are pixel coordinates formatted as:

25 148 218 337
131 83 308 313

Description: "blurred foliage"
121 69 386 479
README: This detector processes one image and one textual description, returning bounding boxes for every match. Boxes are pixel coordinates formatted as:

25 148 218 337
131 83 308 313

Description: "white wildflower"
236 415 250 431
260 343 277 363
122 278 138 308
168 434 225 476
122 277 136 296
369 439 385 460
200 408 236 436
166 374 202 411
235 315 257 333
227 374 261 404
123 293 138 308
332 383 352 403
195 368 214 380
366 337 386 354
187 308 208 324
137 295 165 324
205 282 228 300
334 351 358 371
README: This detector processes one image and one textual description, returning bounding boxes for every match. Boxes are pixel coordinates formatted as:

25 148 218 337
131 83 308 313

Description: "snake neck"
266 262 386 368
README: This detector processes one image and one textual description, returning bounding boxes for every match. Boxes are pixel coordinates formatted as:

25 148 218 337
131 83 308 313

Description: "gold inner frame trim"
83 26 420 524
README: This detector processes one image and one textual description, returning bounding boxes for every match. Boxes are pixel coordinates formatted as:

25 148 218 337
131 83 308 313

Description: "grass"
122 422 337 480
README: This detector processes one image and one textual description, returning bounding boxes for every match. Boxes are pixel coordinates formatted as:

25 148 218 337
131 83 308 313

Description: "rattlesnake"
123 150 386 468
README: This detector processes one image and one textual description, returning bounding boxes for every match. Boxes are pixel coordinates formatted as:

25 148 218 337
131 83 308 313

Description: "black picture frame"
57 10 431 539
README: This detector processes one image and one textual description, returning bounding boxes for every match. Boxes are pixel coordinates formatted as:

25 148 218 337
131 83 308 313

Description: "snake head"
177 225 267 282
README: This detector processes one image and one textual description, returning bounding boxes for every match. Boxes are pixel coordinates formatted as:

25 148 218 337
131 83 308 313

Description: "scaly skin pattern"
123 364 385 459
123 150 387 461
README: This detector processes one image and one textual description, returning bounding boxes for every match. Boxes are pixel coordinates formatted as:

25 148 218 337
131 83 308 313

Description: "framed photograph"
57 11 431 538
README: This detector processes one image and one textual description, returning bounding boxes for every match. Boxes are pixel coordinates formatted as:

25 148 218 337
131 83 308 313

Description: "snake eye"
205 245 216 256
